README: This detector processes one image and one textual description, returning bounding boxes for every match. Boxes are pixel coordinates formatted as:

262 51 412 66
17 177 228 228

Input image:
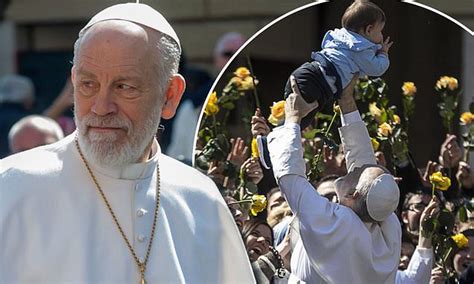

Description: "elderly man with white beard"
267 74 401 283
0 3 254 283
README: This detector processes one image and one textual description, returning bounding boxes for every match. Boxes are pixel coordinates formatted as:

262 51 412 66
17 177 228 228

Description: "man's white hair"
72 21 181 97
8 115 64 151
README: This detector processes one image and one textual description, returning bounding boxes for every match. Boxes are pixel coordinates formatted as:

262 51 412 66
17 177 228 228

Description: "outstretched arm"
337 75 377 172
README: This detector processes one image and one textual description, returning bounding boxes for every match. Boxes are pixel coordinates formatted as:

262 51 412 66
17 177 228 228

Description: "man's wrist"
338 96 357 114
285 116 301 125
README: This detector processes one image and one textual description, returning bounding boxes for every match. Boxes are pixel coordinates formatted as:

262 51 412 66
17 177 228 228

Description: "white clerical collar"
95 139 159 180
72 132 160 180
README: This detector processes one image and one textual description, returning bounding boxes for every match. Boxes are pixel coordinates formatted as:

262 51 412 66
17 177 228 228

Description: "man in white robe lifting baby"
267 74 401 283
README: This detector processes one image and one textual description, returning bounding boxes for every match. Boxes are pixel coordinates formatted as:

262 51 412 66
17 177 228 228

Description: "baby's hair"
341 0 386 33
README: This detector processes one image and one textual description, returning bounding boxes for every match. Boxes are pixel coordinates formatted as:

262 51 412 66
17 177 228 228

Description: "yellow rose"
460 112 474 125
429 171 451 191
402 82 417 96
204 91 219 116
238 76 258 91
268 100 286 126
333 104 341 114
371 138 380 151
393 114 401 125
377 122 392 137
234 67 251 79
447 77 458 91
250 194 267 216
436 76 458 91
229 76 243 88
452 233 469 249
251 138 259 158
369 102 382 119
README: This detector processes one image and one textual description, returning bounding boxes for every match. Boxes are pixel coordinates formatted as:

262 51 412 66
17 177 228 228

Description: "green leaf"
221 102 235 109
459 206 468 223
437 209 455 233
303 129 322 139
245 182 258 194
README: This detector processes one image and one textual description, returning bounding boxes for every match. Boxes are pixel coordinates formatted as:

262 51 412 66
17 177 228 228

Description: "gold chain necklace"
75 139 160 284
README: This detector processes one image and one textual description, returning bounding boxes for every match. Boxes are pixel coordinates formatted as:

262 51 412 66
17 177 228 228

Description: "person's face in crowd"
214 35 246 71
401 193 431 237
72 21 184 167
317 180 338 203
267 188 287 215
10 127 59 154
453 236 474 275
224 196 248 230
361 20 385 44
245 223 272 262
399 241 415 271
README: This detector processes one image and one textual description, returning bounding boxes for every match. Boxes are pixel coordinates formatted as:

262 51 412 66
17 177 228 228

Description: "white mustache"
82 114 131 132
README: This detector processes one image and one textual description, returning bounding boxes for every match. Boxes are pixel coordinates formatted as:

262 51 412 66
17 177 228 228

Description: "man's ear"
71 66 76 82
161 74 186 119
401 211 409 224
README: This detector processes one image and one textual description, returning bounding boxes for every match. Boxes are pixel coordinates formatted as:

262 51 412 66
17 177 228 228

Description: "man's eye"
118 84 134 90
82 81 95 88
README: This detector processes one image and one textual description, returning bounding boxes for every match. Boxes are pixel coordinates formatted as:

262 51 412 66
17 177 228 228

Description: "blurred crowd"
0 32 246 163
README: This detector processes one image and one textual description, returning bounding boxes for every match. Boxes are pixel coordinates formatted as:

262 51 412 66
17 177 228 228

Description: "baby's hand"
379 36 393 55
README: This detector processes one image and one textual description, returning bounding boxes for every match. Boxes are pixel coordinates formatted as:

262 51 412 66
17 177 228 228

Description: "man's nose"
91 88 117 116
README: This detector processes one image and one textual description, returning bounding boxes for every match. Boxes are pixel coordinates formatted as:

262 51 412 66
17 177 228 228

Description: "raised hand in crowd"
241 157 264 185
418 196 440 249
457 161 474 189
429 266 445 284
43 79 74 119
439 134 462 169
207 160 226 186
321 144 346 177
227 137 249 169
422 160 441 188
251 108 270 137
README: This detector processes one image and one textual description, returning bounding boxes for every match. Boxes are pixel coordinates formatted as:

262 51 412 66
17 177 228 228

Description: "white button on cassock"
137 234 146 243
136 209 147 217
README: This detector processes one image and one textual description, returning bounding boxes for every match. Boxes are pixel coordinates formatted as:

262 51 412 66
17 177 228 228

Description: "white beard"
74 108 160 168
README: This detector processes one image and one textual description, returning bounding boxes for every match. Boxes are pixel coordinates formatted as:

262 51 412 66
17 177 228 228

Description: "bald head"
9 115 64 154
73 20 180 98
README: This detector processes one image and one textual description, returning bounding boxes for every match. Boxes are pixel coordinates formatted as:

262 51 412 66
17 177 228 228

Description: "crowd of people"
196 79 473 283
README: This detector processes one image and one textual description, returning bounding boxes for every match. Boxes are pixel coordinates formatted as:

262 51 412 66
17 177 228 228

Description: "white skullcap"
366 173 400 222
80 3 180 52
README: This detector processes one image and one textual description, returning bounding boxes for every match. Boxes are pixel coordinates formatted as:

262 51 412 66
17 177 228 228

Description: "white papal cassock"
0 132 254 283
268 116 401 284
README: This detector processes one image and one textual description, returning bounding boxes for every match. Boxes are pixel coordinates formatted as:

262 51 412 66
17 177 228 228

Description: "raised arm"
337 75 377 172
